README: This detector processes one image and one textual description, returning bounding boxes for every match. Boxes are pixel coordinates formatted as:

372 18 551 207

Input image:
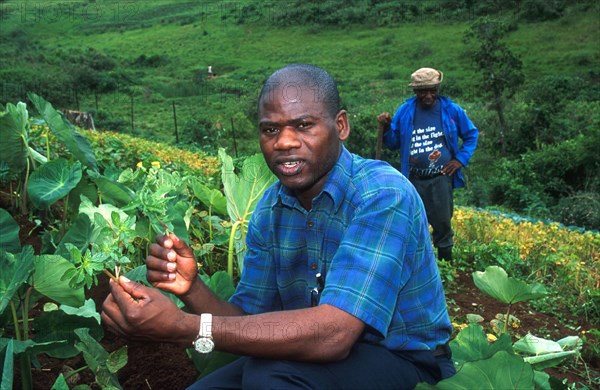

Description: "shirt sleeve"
318 178 424 338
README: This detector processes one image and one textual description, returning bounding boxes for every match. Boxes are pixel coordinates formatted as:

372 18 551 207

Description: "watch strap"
199 313 212 338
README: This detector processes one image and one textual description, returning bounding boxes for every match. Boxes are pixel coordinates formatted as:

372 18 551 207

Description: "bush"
554 192 600 230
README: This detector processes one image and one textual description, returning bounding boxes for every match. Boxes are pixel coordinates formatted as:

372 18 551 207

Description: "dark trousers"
410 175 454 250
187 342 455 390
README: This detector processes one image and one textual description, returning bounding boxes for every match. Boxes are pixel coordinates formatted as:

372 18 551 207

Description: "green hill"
1 0 599 228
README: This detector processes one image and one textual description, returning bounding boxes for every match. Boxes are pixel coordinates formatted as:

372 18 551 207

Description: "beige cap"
408 67 443 89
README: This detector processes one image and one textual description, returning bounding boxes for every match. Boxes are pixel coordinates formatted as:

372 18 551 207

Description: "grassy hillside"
1 1 597 145
1 0 599 228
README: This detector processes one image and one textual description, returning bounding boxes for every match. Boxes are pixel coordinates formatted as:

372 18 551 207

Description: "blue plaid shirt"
229 146 452 351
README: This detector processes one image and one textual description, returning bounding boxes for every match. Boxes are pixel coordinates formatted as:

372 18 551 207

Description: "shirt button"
310 263 318 270
307 221 314 228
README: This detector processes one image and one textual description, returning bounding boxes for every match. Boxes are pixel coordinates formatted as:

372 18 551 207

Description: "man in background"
378 67 478 261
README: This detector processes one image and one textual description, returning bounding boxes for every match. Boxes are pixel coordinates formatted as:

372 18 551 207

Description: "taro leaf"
170 200 191 243
33 255 84 307
0 209 21 253
32 303 103 359
208 271 235 301
27 159 82 209
0 102 28 174
415 351 535 389
50 374 69 390
124 265 186 309
28 93 98 172
0 337 65 356
55 213 95 259
189 179 228 216
106 346 128 374
219 149 276 271
87 171 135 206
60 298 101 324
450 323 513 366
557 335 583 350
523 351 577 370
188 349 239 379
0 246 35 315
1 338 14 390
514 334 580 370
74 328 123 389
513 333 563 355
78 195 129 231
472 266 547 305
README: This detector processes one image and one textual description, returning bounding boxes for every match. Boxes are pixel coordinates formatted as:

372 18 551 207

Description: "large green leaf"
0 209 21 253
0 246 35 315
87 171 135 206
33 255 84 307
0 103 28 174
189 179 228 216
416 351 535 389
450 323 513 366
472 266 547 305
28 93 98 172
32 301 103 359
55 213 95 258
75 328 124 389
27 159 82 208
1 338 14 390
219 149 276 271
208 271 236 301
514 333 580 370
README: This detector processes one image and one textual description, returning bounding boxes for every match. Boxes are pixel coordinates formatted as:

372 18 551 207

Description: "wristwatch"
193 313 214 353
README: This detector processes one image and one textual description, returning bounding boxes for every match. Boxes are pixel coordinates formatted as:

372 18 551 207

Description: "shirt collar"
273 145 352 213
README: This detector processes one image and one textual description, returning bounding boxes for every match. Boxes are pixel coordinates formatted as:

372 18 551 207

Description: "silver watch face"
194 337 214 353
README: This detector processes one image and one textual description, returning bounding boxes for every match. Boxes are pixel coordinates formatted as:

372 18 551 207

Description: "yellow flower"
151 161 161 169
136 161 143 169
486 333 497 342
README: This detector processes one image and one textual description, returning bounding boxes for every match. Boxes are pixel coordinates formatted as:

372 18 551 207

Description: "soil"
4 195 598 389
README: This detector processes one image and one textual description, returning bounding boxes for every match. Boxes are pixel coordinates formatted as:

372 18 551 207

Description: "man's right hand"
146 233 199 296
377 112 392 128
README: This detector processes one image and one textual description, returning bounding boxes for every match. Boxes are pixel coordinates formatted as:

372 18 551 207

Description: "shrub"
554 192 600 231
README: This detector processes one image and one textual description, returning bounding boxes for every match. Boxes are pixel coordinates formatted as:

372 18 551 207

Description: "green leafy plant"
219 148 276 278
473 265 547 335
419 267 581 389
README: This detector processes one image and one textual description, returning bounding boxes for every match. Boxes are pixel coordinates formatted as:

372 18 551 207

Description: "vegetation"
0 0 599 388
1 0 597 229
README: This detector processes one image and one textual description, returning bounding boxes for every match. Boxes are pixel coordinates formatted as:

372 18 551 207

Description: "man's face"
414 87 438 109
258 83 349 208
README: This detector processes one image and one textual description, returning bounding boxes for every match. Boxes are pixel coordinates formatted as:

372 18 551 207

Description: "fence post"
173 101 179 143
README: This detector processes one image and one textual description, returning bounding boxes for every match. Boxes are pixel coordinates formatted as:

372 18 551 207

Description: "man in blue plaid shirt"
102 64 455 389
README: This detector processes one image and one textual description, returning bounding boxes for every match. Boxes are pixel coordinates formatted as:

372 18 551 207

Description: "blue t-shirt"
229 146 453 351
410 102 451 176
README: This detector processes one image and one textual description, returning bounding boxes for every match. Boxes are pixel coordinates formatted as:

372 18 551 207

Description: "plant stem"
22 287 33 340
63 364 89 380
227 221 242 279
10 301 22 341
61 195 69 239
103 268 118 282
504 304 512 336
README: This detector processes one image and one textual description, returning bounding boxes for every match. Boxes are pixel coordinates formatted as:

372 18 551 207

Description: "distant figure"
378 67 479 262
62 109 96 131
207 65 214 78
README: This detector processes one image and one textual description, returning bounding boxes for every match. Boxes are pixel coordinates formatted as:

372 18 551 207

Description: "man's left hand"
101 276 191 342
441 159 463 176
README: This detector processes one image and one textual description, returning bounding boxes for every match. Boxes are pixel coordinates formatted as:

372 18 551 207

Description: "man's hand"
146 233 198 296
441 159 463 176
101 276 194 343
377 112 392 129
